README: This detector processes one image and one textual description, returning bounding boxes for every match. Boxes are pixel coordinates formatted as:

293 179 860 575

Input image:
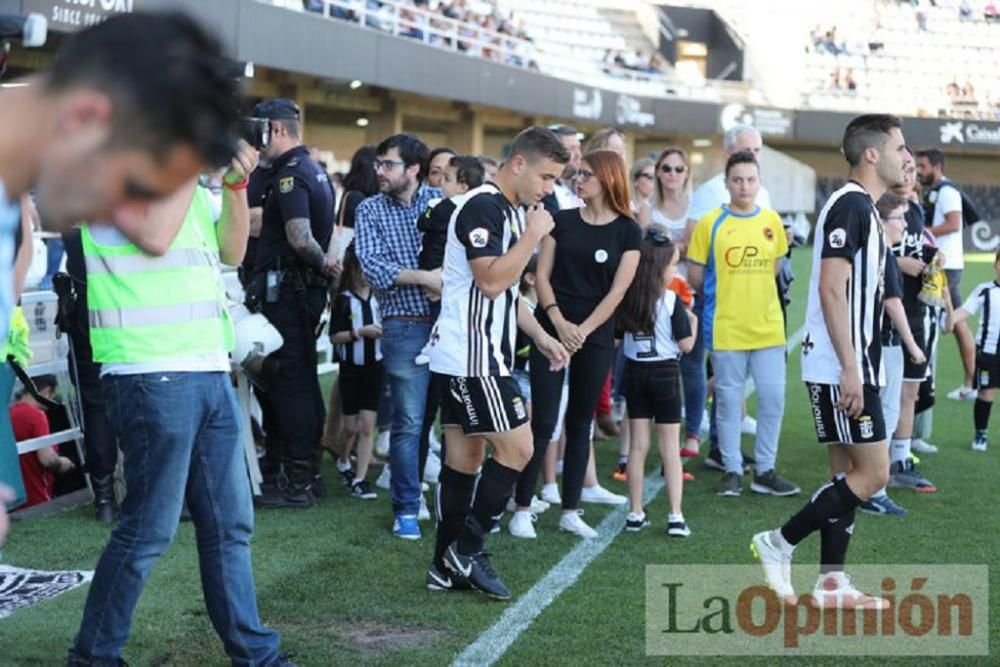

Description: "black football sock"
434 465 476 569
974 398 992 434
780 474 862 546
457 458 520 555
819 508 856 574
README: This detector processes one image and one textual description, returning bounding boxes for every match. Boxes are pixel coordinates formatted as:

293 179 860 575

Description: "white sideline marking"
451 475 664 667
453 325 808 666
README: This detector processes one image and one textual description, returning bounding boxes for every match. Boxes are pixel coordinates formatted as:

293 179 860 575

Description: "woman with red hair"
511 149 642 538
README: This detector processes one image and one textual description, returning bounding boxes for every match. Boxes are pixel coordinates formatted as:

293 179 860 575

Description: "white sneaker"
947 385 977 401
559 511 598 538
580 485 627 505
375 430 390 458
506 496 550 514
375 465 391 490
417 494 431 521
910 438 938 454
750 530 796 603
428 429 442 454
508 510 537 539
540 483 561 505
741 415 757 435
423 451 441 484
809 571 887 610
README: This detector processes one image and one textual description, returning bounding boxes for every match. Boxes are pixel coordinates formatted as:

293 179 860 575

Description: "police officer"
250 99 337 508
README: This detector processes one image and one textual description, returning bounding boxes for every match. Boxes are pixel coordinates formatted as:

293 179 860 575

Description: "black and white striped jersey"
330 290 382 366
961 280 1000 355
801 181 887 387
428 183 524 377
622 289 692 362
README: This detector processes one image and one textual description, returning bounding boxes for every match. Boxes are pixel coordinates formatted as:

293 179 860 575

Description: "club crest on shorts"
828 228 846 249
469 228 490 248
512 396 526 420
858 415 874 439
594 249 609 264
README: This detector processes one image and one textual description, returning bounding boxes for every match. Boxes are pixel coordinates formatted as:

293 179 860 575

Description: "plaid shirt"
355 184 442 319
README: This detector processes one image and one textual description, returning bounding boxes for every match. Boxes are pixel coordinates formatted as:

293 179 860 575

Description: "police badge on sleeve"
279 176 294 194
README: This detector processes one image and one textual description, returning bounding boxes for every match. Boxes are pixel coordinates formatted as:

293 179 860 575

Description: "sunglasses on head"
659 164 686 174
645 227 672 246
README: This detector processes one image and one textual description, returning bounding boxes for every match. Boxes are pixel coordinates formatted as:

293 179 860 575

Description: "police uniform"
250 99 335 506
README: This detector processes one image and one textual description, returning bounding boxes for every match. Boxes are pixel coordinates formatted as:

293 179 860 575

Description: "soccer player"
947 249 1000 451
426 127 570 600
752 114 907 608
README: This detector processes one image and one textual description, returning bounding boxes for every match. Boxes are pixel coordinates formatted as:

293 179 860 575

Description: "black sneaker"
750 470 801 496
426 562 471 592
703 448 725 471
717 471 743 497
311 474 327 499
667 519 691 537
350 479 377 500
443 545 511 600
337 464 355 487
625 511 650 532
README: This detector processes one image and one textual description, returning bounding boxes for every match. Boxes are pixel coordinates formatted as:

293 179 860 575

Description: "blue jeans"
680 299 707 438
70 372 280 665
381 319 431 516
711 347 786 475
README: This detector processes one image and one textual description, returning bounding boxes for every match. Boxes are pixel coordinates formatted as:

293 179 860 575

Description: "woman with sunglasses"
512 150 642 538
646 148 691 254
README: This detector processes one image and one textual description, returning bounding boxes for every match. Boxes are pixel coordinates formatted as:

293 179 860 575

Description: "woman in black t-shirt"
513 150 642 538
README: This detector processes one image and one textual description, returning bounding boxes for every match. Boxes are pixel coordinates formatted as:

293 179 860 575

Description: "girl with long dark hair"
511 149 642 538
618 227 696 536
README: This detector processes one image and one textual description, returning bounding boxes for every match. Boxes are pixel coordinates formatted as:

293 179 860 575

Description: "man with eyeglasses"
355 133 443 540
251 98 337 509
542 124 584 214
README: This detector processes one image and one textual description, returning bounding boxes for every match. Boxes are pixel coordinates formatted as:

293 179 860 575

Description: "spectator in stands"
916 0 930 31
684 124 772 461
688 150 799 498
355 133 443 540
426 147 457 189
959 0 974 20
844 69 858 92
917 148 977 400
645 148 691 249
542 125 583 214
13 375 75 509
585 127 627 158
986 1 1000 21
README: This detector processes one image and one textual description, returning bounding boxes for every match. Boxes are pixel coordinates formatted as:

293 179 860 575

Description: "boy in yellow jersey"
687 150 800 498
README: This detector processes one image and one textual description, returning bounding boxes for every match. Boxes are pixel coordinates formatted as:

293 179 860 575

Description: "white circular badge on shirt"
594 249 609 264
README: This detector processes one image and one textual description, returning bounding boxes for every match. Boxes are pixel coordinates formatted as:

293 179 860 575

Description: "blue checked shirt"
355 184 442 319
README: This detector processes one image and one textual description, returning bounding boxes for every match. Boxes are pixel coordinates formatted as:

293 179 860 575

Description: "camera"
239 117 271 150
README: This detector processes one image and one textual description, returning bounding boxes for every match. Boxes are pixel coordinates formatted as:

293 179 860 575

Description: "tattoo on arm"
285 218 326 270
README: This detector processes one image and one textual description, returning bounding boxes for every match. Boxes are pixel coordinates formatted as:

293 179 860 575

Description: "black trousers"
260 285 327 466
66 292 117 478
515 341 614 510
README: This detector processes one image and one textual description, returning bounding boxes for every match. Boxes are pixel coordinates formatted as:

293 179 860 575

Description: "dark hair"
916 148 946 169
547 124 578 137
876 192 908 220
16 374 57 400
343 145 379 196
450 155 485 189
842 114 902 168
582 150 633 220
509 127 570 165
519 255 538 295
43 12 240 168
336 244 367 294
619 226 677 334
376 133 430 179
428 146 457 166
725 149 759 177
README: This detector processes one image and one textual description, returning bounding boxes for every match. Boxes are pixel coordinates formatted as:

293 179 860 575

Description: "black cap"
252 98 301 120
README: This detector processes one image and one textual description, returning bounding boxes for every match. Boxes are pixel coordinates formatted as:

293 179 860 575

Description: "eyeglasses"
636 172 655 181
575 169 595 182
659 165 686 174
374 159 406 172
645 227 672 246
